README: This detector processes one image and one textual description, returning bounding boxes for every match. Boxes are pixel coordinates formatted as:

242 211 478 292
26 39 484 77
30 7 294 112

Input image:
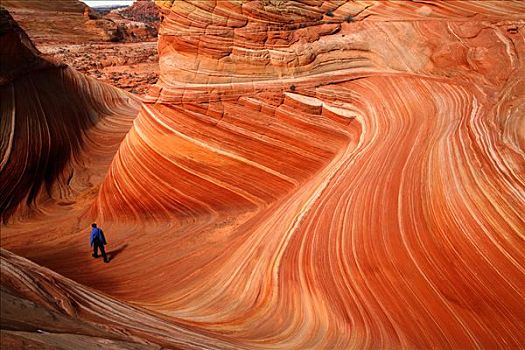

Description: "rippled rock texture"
0 7 139 221
2 1 525 349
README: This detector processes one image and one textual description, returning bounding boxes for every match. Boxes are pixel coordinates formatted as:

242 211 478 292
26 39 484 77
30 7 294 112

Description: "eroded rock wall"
1 1 524 349
92 1 525 348
0 8 140 222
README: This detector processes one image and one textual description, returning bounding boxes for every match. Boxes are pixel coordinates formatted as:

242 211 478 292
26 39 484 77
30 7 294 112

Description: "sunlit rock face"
0 0 123 44
1 1 525 349
89 1 525 348
152 0 525 86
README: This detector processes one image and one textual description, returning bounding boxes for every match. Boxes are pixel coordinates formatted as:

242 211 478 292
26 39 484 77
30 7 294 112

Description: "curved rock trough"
1 1 525 349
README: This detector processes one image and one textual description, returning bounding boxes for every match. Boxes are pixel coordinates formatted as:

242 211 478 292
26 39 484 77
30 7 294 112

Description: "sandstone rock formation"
1 0 122 44
3 0 159 45
40 41 159 95
1 0 160 95
2 1 525 349
0 248 243 349
107 0 160 42
119 0 160 24
0 7 139 221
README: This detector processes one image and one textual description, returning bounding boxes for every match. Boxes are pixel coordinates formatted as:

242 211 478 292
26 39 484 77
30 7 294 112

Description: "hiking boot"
104 258 109 263
92 254 99 258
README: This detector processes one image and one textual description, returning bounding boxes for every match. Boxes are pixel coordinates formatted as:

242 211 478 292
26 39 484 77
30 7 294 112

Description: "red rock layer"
0 8 140 222
96 92 357 221
2 1 525 349
0 248 241 349
86 1 525 348
152 0 525 85
1 0 121 44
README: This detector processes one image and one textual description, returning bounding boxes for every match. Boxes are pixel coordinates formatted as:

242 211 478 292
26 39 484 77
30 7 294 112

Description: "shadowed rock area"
1 1 525 349
0 7 139 221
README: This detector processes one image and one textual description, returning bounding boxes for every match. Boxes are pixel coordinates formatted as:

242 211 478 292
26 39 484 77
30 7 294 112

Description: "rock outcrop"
1 0 160 95
1 1 525 349
91 2 525 348
0 7 139 222
1 0 123 44
0 248 244 349
2 0 159 44
107 0 160 42
40 41 159 95
119 0 160 24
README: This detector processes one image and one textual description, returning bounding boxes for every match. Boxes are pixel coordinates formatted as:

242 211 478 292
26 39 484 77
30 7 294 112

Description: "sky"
82 0 134 8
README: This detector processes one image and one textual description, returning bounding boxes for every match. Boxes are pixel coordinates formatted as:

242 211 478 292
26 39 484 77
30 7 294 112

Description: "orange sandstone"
1 1 525 349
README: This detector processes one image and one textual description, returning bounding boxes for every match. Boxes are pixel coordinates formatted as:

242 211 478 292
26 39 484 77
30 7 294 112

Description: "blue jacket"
90 227 107 246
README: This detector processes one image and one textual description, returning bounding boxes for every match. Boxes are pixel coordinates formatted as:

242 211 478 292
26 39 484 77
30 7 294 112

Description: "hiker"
90 223 109 263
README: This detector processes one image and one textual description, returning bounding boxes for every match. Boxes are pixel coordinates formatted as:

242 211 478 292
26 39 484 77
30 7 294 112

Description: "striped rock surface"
2 1 525 349
1 0 121 44
0 7 140 222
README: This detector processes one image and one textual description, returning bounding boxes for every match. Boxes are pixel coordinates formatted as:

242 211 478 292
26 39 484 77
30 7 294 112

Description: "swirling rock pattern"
2 1 525 349
0 248 248 349
0 7 140 221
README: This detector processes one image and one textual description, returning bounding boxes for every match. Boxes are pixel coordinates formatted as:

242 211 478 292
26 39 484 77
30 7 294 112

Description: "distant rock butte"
106 0 160 42
1 0 159 95
1 0 122 44
1 1 525 349
115 0 160 26
1 0 158 44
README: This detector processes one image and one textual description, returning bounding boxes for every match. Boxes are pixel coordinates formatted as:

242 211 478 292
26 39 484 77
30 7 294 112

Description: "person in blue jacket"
90 223 109 263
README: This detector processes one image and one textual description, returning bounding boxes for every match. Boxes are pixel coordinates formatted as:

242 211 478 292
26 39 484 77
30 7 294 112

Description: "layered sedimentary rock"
1 0 122 44
0 7 139 221
2 1 525 349
1 248 248 349
94 1 525 347
1 0 160 95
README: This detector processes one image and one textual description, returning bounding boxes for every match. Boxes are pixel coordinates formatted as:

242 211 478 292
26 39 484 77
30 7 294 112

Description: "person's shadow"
107 244 128 262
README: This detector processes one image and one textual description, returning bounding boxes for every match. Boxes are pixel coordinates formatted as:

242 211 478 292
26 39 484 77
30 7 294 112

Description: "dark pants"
93 241 108 262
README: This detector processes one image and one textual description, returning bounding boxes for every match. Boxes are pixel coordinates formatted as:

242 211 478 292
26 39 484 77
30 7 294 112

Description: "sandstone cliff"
0 7 139 222
1 1 525 349
1 0 123 44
